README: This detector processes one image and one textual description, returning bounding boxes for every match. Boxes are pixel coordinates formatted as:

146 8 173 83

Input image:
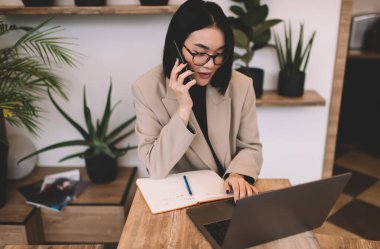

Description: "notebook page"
178 170 233 203
137 174 197 214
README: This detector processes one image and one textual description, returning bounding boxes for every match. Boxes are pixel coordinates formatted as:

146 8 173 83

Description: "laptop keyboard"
204 219 231 246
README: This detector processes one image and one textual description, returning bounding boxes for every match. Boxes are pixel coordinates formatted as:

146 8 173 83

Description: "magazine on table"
18 170 90 211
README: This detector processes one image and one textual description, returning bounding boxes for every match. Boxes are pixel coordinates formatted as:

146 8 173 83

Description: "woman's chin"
194 78 209 86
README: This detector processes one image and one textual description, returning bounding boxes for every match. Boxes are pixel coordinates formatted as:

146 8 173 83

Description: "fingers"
224 180 231 194
239 179 246 200
251 185 259 195
225 175 259 204
170 59 193 84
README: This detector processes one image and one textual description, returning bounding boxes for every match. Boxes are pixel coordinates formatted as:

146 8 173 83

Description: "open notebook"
137 170 233 214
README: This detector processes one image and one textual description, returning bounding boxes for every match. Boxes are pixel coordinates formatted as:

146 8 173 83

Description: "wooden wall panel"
323 0 353 177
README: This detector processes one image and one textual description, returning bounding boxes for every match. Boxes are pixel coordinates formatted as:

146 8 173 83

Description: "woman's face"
182 26 225 86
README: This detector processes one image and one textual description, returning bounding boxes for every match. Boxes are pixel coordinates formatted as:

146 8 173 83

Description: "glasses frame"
183 44 226 66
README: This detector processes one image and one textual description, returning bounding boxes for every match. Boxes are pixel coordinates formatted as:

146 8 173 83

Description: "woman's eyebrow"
194 43 225 51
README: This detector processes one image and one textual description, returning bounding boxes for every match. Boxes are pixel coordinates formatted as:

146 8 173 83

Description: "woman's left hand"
224 173 259 203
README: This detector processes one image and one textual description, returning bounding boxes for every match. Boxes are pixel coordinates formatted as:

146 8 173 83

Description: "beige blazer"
132 65 262 180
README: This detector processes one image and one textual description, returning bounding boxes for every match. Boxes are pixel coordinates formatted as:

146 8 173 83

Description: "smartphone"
173 40 193 84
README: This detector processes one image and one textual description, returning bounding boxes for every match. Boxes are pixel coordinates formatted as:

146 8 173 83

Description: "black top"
189 85 225 177
189 85 254 184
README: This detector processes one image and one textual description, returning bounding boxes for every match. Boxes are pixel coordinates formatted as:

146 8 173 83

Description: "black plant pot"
22 0 54 7
75 0 106 6
85 153 117 184
236 67 264 98
277 70 305 97
139 0 169 6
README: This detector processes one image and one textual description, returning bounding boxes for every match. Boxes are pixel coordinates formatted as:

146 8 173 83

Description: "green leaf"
301 31 316 72
233 29 249 48
83 86 95 138
59 151 86 162
252 29 270 45
109 129 135 146
293 23 304 72
111 145 138 157
245 0 261 10
274 31 285 70
48 89 89 140
18 139 90 164
97 82 113 139
105 116 136 143
230 6 245 17
252 19 282 39
242 5 268 26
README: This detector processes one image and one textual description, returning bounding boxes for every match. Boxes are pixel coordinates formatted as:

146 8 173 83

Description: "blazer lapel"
161 79 218 171
207 85 231 168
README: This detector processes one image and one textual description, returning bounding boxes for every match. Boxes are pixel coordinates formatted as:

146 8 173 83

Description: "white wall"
5 0 342 185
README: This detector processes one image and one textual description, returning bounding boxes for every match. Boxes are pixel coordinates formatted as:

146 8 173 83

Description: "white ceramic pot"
7 134 37 180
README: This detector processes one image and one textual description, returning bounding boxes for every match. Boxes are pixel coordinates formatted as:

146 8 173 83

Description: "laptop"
187 173 351 249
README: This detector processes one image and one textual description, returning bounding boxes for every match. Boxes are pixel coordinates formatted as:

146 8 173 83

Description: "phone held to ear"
173 40 193 84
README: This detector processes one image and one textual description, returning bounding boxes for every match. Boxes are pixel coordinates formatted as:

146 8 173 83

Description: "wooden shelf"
0 5 179 15
256 90 325 107
0 166 137 245
348 49 380 60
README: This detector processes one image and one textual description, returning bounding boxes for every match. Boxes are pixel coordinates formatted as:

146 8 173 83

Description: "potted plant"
228 0 281 98
0 18 78 208
19 83 137 184
273 23 316 97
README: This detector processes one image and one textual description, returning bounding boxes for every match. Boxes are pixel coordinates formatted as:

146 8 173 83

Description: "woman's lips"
198 72 212 79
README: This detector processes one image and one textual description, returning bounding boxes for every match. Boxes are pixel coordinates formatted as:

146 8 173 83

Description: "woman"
132 0 262 202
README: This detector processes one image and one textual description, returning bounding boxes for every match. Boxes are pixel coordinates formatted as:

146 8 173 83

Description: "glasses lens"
193 54 209 66
193 54 226 66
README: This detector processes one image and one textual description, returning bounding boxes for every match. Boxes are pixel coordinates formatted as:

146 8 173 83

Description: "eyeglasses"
183 44 226 66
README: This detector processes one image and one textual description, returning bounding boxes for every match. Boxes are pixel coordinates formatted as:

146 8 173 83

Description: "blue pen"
183 175 192 195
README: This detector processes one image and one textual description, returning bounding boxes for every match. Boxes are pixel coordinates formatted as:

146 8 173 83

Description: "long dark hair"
162 0 234 95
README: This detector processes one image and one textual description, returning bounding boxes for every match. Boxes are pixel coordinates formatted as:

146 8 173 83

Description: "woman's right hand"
169 59 197 125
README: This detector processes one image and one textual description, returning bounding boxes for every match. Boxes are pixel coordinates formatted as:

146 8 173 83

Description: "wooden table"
0 166 137 247
117 178 380 249
117 179 323 249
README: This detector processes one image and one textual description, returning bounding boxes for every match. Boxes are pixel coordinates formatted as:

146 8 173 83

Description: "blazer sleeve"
132 82 196 179
224 81 263 181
